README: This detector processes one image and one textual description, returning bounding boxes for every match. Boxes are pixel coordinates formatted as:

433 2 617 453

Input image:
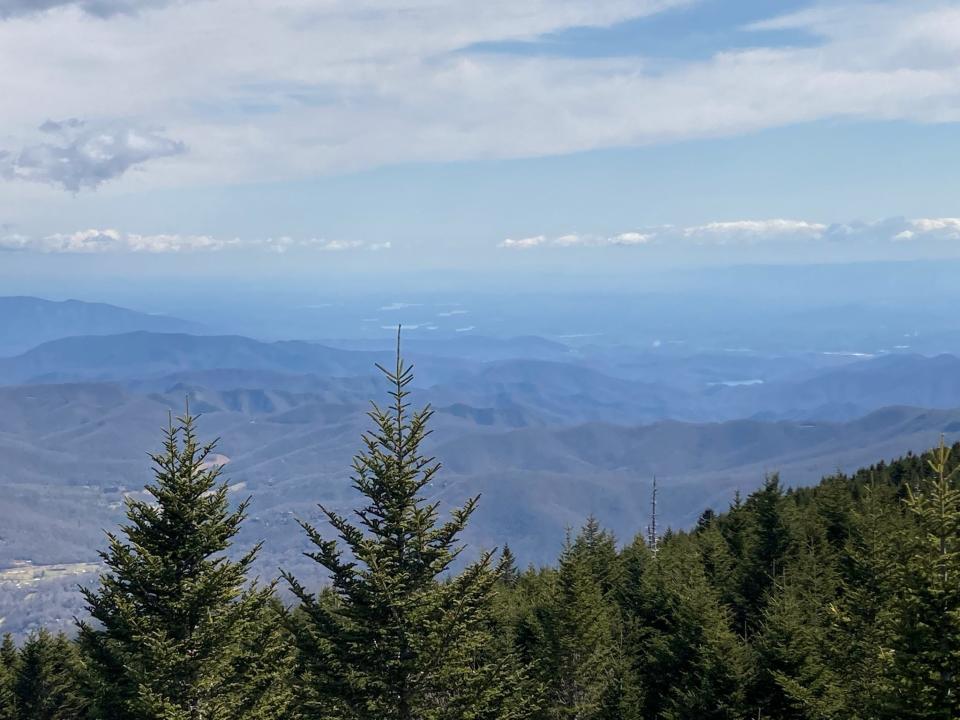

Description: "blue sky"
1 0 960 278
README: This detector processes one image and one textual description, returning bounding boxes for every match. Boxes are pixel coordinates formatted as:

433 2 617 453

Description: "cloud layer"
499 218 960 249
8 217 960 258
1 1 959 191
0 229 389 253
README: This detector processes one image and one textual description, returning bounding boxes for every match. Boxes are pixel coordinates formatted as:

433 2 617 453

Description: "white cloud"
2 1 958 192
530 232 656 247
498 217 960 250
609 231 655 246
317 239 363 251
0 0 693 189
0 232 30 250
124 232 230 252
499 230 656 249
499 235 546 249
0 229 385 253
893 217 960 241
0 228 231 253
1 120 184 191
682 219 827 244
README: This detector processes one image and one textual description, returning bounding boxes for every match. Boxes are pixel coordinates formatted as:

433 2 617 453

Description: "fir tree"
285 338 530 720
889 437 960 719
716 490 751 634
827 481 903 719
499 545 521 588
510 529 631 720
0 634 17 720
623 534 749 720
537 524 623 720
739 474 792 633
78 409 288 720
754 542 844 720
11 630 84 720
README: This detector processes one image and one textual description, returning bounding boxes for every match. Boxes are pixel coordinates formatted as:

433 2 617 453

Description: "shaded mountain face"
0 296 203 356
2 376 959 574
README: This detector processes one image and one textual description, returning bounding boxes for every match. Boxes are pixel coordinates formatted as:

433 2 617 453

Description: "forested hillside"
2 354 959 720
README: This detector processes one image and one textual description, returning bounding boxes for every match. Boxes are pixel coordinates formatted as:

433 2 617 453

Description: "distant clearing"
0 562 100 587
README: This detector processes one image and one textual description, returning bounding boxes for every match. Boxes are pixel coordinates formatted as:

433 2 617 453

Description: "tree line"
1 349 959 719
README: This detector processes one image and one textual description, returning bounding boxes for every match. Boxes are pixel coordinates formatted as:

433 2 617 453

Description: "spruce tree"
739 475 792 633
538 524 623 720
499 545 521 588
0 634 17 720
78 409 289 720
827 481 903 719
889 437 960 719
622 533 749 720
285 341 529 720
754 543 843 720
11 630 84 720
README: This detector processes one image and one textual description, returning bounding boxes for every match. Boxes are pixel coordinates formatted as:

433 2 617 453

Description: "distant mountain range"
0 332 386 385
0 296 205 356
4 330 960 424
2 295 960 636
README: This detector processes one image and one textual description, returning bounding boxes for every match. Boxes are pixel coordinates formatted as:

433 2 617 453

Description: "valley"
2 297 960 635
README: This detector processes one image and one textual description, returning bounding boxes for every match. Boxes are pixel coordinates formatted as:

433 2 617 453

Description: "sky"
2 0 960 281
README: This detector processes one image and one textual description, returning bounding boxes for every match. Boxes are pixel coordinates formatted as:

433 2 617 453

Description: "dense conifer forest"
2 350 959 720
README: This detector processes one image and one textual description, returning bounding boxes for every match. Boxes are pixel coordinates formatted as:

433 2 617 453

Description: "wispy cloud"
499 235 547 249
682 220 826 244
0 229 388 253
499 218 960 250
1 119 184 191
551 232 656 247
893 218 960 241
4 1 956 190
0 229 230 253
0 0 694 188
0 0 957 265
0 0 171 19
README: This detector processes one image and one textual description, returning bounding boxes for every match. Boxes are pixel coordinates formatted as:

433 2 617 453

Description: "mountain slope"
0 332 480 386
1 378 956 571
0 296 202 355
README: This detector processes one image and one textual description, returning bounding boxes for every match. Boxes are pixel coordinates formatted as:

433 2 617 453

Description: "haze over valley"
4 286 960 635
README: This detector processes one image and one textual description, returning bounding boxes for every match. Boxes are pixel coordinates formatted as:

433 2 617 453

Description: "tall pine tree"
285 337 529 720
78 409 289 720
